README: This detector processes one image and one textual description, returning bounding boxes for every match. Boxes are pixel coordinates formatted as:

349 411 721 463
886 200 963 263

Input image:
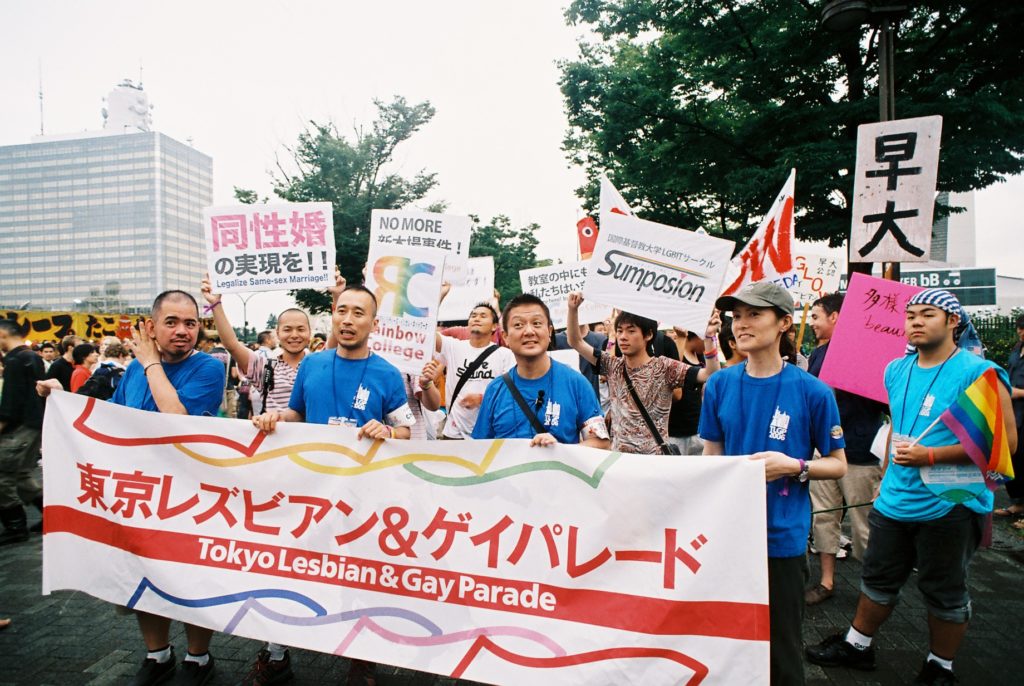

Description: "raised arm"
128 321 189 415
566 292 598 366
695 309 722 383
418 359 444 411
201 275 254 372
325 267 346 350
435 281 452 353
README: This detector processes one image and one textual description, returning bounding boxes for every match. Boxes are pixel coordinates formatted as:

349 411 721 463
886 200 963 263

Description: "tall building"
0 80 211 313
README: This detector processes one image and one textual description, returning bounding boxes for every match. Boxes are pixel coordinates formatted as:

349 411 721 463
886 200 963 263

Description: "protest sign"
43 392 769 686
789 252 843 314
520 261 612 330
819 272 922 403
437 257 494 323
722 170 796 296
364 245 445 374
204 202 335 294
370 210 471 283
584 213 734 333
850 115 942 262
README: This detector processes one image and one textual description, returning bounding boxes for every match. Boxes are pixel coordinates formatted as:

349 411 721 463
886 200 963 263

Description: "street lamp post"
235 292 259 343
822 1 909 282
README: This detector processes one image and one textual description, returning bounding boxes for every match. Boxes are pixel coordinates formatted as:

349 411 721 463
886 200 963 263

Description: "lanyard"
898 348 957 438
330 351 372 418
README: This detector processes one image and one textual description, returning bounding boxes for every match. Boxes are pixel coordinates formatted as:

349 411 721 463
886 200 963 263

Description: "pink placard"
819 272 923 403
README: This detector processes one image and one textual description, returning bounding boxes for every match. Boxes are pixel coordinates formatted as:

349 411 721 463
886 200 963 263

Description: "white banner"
520 261 612 330
721 170 796 296
370 210 471 283
43 393 769 685
850 115 942 262
364 246 445 374
584 213 735 333
437 256 495 323
204 202 335 293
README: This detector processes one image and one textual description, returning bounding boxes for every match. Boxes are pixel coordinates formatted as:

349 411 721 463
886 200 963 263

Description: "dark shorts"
860 506 982 623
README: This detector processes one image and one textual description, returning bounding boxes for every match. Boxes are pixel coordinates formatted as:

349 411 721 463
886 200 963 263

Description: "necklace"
899 347 957 438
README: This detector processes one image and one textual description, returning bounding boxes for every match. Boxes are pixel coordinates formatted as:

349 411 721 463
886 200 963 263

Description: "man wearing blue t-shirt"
473 294 609 448
807 289 1017 685
699 282 846 686
40 291 226 686
252 285 413 686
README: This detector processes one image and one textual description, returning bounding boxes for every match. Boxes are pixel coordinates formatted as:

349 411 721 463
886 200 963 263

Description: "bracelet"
420 379 433 389
144 362 160 374
928 447 935 466
704 348 718 358
387 425 395 439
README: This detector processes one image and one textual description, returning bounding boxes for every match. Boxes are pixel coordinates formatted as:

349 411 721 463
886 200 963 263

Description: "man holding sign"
808 290 1017 685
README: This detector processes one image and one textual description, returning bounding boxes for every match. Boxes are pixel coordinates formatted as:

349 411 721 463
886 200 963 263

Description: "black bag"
622 364 681 455
76 363 125 401
500 373 548 435
437 344 499 435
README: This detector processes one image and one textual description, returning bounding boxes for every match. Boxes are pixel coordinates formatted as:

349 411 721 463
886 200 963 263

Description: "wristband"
387 425 395 439
420 379 433 389
202 300 222 314
144 362 160 374
797 458 810 483
928 447 935 466
704 348 718 358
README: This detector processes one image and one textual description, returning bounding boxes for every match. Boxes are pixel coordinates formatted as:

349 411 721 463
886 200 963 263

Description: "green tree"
237 97 439 313
560 1 1024 247
468 215 541 306
265 313 278 330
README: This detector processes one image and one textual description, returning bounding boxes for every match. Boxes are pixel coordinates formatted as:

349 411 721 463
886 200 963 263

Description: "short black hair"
152 290 199 318
257 330 274 346
469 302 500 325
501 293 552 332
719 316 738 360
812 292 844 316
72 343 97 365
0 319 21 337
39 341 56 351
614 312 658 341
337 285 379 316
1016 314 1024 329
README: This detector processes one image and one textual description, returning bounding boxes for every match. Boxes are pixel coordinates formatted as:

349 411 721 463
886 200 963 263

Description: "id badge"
328 416 356 427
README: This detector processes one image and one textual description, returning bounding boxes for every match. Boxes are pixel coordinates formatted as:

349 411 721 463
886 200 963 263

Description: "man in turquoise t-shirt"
699 282 847 686
807 289 1017 686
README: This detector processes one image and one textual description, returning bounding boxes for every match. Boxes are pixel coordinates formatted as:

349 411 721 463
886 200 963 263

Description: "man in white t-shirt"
423 299 514 439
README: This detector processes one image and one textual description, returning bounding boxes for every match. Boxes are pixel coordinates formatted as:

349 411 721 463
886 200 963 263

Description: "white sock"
183 651 210 666
927 652 953 671
267 643 287 662
845 626 873 650
146 645 172 664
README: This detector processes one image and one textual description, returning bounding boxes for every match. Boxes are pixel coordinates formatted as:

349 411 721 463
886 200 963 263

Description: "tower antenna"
38 59 44 135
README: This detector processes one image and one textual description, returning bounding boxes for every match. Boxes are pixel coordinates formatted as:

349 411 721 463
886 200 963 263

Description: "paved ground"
3 495 1023 685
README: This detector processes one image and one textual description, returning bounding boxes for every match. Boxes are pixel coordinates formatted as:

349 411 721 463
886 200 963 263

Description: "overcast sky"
2 1 1019 329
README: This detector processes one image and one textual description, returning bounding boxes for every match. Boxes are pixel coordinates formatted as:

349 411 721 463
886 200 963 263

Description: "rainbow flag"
940 367 1013 490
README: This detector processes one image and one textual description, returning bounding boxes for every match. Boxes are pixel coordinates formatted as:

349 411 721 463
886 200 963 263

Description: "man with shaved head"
40 289 225 685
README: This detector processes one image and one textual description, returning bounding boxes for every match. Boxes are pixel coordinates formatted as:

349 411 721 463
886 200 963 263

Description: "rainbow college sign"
43 392 770 685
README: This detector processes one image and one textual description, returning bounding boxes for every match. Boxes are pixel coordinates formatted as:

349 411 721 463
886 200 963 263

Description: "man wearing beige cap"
699 281 847 686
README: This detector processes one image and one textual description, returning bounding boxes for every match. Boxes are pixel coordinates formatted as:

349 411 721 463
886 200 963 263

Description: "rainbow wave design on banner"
940 368 1013 490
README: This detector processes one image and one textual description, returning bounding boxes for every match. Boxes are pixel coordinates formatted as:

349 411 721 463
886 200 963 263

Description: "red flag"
577 217 599 259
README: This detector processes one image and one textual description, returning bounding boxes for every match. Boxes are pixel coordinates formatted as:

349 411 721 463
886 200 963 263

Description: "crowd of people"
0 272 1021 686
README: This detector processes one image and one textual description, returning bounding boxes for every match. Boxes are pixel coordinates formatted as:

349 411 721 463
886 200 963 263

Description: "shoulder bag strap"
622 364 670 450
501 372 548 435
449 344 499 409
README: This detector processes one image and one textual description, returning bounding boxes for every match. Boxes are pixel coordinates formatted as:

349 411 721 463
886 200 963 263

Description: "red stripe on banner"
46 505 769 641
72 396 268 456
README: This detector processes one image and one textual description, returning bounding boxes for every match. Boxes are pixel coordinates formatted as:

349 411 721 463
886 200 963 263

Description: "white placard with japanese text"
204 202 335 293
789 252 843 314
520 261 612 330
370 210 471 283
850 115 942 263
584 213 735 333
